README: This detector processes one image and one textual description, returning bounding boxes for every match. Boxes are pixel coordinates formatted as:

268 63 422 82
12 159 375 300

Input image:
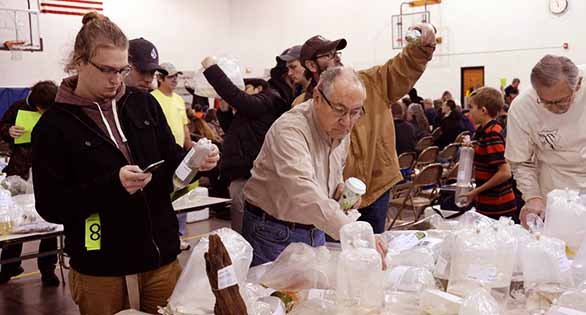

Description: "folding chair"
415 146 439 170
387 163 443 230
415 136 434 152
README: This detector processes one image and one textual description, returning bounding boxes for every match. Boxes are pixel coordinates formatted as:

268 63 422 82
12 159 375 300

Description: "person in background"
151 62 192 251
504 78 520 100
0 81 60 286
31 12 218 314
432 99 443 129
126 37 165 92
204 108 224 140
422 98 437 127
201 54 289 233
408 88 423 104
391 102 417 155
434 99 466 149
462 87 517 222
406 103 431 140
441 90 453 102
279 45 309 100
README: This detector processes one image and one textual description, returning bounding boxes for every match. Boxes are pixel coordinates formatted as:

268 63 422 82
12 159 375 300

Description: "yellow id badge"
85 213 101 251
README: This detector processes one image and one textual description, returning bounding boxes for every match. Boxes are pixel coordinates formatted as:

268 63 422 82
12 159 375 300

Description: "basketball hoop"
4 40 27 61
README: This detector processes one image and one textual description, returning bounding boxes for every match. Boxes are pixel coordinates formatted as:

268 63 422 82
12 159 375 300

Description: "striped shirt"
473 120 517 216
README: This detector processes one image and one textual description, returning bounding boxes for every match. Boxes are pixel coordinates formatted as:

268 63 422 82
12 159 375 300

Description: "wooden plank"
409 0 441 7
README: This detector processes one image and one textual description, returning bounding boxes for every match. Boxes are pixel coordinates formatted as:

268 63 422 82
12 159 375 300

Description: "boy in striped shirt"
464 87 519 222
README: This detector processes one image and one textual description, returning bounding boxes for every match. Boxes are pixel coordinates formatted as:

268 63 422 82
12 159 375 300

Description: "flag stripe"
40 9 88 16
41 3 103 11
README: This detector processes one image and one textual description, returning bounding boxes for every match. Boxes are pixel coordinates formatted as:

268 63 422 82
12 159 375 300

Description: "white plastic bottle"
172 138 213 190
455 136 474 207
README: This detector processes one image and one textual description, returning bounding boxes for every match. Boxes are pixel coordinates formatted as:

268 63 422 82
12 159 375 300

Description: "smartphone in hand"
142 160 165 173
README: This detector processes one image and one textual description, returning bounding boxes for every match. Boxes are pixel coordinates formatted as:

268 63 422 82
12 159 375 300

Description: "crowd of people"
1 10 585 315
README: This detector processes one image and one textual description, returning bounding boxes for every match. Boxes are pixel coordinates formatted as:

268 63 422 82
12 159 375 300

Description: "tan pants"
69 260 182 315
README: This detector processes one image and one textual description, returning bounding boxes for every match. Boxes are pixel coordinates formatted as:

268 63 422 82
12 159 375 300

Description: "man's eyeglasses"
318 87 364 121
89 60 132 77
315 50 342 60
536 91 575 108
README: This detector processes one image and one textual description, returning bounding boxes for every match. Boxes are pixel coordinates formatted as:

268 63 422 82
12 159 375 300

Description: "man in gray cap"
127 37 166 91
278 45 309 100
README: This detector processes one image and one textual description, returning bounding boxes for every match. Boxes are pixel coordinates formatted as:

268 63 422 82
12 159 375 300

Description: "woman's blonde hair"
65 11 128 73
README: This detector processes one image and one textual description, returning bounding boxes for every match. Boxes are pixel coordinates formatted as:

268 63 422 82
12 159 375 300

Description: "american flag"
40 0 103 16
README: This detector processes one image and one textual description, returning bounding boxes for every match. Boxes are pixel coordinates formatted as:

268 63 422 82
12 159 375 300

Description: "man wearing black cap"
291 36 346 106
295 25 437 234
126 37 166 91
278 45 309 99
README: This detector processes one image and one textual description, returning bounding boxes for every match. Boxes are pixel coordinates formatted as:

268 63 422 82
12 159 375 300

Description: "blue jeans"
242 207 325 266
177 213 187 236
358 190 391 233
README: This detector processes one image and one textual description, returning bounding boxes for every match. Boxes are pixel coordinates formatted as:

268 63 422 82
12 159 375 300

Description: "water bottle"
172 138 213 190
455 136 474 207
405 29 422 45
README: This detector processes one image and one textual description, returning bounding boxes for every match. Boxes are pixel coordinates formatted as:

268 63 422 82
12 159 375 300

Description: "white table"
0 225 66 284
172 196 231 215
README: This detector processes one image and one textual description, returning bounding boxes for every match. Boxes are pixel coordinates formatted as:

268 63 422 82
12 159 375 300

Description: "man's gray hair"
317 66 365 99
531 55 580 89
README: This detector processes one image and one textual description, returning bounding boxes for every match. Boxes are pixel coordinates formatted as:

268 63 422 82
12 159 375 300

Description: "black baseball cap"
300 35 347 64
128 38 165 73
277 45 302 62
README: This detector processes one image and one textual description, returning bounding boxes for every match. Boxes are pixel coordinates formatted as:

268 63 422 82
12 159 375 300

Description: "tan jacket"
243 100 352 240
345 45 434 206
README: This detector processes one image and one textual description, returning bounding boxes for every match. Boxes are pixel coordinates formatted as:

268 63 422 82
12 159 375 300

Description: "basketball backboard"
0 0 42 51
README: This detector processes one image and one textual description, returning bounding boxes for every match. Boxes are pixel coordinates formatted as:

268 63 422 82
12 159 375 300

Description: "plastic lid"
346 177 366 195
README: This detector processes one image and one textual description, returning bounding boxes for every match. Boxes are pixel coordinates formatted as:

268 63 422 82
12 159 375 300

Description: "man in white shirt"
505 55 585 226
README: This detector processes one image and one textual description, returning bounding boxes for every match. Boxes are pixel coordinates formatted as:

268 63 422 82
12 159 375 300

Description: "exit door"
461 66 485 108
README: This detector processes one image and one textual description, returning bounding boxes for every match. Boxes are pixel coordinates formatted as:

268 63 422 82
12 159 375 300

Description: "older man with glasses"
242 67 387 266
291 25 437 234
506 54 585 227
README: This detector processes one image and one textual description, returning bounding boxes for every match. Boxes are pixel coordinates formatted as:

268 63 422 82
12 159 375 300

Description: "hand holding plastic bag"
192 56 245 98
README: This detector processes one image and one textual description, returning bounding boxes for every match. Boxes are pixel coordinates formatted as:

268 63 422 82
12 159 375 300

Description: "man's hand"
119 165 152 195
201 56 218 69
410 23 437 47
520 197 546 228
334 183 361 209
199 144 220 171
9 125 24 139
375 235 388 271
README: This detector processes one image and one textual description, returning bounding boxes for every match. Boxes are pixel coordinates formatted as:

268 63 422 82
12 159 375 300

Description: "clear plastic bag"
521 234 574 314
165 228 253 315
336 247 384 310
384 265 437 293
383 231 443 271
192 56 245 98
259 243 337 291
1 175 33 196
420 289 463 315
0 188 23 234
458 288 502 315
447 226 516 304
544 189 586 257
549 281 586 312
340 221 375 251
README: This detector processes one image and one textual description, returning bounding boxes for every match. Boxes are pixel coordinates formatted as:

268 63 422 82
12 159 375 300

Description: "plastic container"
455 136 474 207
173 138 213 190
447 226 516 305
544 189 586 257
339 221 375 251
339 177 366 210
336 247 384 310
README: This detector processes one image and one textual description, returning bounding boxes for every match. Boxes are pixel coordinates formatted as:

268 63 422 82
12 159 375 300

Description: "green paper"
14 110 41 144
85 213 101 251
500 78 507 88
